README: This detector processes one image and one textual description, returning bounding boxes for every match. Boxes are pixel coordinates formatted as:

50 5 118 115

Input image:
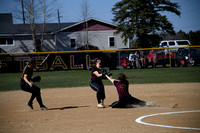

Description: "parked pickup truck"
146 49 176 68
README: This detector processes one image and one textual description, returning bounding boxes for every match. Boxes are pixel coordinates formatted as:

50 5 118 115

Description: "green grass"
0 66 200 91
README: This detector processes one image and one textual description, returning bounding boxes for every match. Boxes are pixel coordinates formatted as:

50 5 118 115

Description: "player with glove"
31 76 41 82
106 73 146 108
89 58 106 108
101 67 112 78
20 58 47 110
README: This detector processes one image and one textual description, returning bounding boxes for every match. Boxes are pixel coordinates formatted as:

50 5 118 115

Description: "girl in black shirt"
89 58 106 108
20 58 47 110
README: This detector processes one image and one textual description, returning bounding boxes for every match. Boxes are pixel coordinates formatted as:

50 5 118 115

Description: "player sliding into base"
106 73 147 108
20 58 47 110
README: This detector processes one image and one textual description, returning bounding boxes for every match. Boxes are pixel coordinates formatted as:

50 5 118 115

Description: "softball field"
0 83 200 133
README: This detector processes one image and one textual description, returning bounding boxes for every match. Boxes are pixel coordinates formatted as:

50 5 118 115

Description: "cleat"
27 102 33 110
97 100 105 108
40 106 48 110
97 103 105 108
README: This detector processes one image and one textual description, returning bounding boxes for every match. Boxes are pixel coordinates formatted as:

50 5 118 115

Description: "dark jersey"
21 65 33 81
114 80 129 99
91 65 102 82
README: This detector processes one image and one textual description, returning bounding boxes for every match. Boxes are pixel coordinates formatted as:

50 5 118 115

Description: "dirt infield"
0 83 200 133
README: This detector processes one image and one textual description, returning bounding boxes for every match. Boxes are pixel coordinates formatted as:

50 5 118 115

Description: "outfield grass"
0 66 200 91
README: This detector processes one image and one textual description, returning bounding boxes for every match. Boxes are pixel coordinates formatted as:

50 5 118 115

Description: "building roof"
0 22 76 35
0 14 116 36
53 18 116 34
0 13 77 35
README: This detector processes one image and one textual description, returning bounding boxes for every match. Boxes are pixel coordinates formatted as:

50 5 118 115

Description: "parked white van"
159 40 191 52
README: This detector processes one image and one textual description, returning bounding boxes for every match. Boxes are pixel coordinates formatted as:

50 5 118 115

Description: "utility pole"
57 9 61 30
21 0 25 24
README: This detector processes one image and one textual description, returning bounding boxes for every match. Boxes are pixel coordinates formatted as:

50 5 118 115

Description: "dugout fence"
0 46 200 73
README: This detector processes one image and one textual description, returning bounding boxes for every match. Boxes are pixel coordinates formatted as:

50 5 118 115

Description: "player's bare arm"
106 75 115 83
23 75 33 87
93 71 102 77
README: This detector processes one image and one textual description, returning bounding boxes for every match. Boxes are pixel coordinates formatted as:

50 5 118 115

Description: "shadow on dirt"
48 105 90 111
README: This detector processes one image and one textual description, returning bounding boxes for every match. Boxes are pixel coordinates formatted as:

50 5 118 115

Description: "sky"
0 0 200 33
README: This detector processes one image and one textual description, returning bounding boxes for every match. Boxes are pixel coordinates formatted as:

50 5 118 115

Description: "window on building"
35 39 41 52
0 38 14 45
0 38 6 45
7 38 13 45
70 39 76 48
109 37 115 47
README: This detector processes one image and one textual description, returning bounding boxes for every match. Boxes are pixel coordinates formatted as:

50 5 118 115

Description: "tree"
15 0 57 52
80 0 93 49
160 30 187 40
188 30 200 45
112 0 180 48
176 30 187 40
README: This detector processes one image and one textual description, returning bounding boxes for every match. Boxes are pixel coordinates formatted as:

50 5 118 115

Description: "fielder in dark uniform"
89 58 106 108
20 58 47 110
106 73 146 108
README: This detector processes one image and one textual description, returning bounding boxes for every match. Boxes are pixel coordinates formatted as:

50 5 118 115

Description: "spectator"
140 51 146 68
128 52 134 69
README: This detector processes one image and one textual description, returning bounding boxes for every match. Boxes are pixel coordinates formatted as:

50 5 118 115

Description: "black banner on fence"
0 52 117 73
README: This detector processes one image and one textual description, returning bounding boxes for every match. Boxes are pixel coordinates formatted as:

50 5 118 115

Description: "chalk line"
135 110 200 130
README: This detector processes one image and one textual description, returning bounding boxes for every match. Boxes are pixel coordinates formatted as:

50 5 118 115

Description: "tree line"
14 0 199 50
129 30 200 48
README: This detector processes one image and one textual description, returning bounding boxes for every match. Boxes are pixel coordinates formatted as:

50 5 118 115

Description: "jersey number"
120 85 126 93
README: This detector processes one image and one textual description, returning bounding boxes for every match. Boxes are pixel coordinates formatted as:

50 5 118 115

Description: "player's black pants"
20 81 45 107
89 80 105 104
110 94 146 108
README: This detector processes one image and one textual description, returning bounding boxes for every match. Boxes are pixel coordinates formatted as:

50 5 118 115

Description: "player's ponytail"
118 73 128 83
90 58 100 67
94 58 101 63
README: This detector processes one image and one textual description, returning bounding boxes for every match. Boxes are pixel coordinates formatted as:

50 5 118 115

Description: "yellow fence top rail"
0 45 200 55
